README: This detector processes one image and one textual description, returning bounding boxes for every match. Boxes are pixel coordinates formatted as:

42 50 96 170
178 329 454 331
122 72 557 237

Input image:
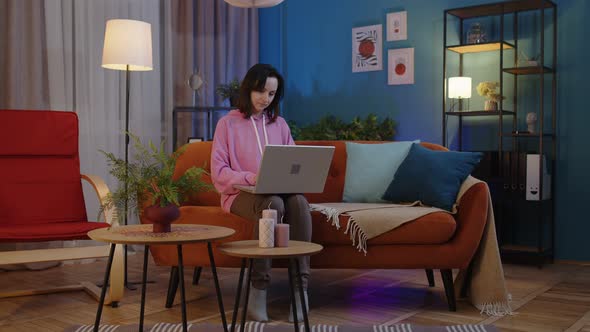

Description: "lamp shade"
102 19 153 71
448 77 472 99
224 0 284 8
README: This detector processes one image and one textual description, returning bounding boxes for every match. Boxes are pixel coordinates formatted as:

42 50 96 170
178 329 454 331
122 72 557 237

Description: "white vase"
484 100 498 111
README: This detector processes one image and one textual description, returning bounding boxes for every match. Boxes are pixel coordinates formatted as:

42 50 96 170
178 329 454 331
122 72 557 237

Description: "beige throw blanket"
310 176 513 316
309 202 444 254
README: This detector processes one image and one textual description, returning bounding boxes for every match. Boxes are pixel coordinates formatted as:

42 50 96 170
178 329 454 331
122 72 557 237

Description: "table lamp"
448 76 471 112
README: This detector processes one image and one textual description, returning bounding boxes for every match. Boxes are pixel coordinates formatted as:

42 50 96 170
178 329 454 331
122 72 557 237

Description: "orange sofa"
141 141 489 311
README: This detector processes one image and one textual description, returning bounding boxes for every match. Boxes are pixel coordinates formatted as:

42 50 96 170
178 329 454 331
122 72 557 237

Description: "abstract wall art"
352 24 382 73
387 11 408 41
388 48 414 85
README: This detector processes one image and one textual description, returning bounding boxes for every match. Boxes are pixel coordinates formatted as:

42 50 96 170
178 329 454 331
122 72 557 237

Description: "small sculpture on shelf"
187 71 206 106
476 81 504 111
517 50 540 67
526 112 538 134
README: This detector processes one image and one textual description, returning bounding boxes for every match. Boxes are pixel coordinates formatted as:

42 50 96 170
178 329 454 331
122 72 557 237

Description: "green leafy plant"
99 133 212 219
215 79 241 106
288 113 396 141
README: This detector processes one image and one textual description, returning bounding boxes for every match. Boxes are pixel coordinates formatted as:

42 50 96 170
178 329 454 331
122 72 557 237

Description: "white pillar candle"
258 218 275 248
262 209 277 223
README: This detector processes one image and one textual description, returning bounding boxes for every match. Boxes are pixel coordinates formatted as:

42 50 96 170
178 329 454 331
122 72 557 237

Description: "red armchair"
0 110 123 305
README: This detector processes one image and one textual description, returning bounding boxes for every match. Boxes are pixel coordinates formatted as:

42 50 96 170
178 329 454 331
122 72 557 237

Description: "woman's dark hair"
237 63 284 123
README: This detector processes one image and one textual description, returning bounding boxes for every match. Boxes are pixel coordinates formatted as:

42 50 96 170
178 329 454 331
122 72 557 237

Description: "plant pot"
484 100 498 111
143 204 180 233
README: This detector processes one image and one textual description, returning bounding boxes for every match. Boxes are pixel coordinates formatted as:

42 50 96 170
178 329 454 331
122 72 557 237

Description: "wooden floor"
1 253 590 332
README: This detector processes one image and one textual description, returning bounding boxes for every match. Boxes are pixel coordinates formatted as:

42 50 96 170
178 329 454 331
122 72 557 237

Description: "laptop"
233 145 335 194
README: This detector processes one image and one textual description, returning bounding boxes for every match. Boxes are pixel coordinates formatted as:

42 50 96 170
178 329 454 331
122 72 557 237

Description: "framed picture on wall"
387 11 407 41
388 48 414 85
352 24 383 73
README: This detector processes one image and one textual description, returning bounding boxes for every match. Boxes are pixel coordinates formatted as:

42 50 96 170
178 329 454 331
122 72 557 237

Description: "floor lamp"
102 19 153 288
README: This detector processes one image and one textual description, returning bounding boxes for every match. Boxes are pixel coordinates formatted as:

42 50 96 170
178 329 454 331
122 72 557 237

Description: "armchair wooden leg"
425 269 435 287
0 245 124 306
192 266 202 285
166 266 179 308
75 244 124 306
440 269 456 312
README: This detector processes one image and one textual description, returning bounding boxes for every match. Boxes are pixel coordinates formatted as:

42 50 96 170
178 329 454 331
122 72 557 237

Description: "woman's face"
250 77 278 115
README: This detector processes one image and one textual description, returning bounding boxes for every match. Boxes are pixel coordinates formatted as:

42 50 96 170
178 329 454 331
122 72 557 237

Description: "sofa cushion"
343 141 417 203
382 143 482 211
311 210 456 245
0 221 109 242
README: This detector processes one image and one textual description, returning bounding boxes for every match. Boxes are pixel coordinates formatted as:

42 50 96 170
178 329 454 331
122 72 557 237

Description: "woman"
211 64 311 322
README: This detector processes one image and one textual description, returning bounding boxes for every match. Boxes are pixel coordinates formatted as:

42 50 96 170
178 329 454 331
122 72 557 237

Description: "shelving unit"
442 0 557 266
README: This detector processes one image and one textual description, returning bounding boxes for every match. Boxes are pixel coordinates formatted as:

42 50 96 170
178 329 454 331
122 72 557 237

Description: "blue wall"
260 0 590 261
553 0 589 261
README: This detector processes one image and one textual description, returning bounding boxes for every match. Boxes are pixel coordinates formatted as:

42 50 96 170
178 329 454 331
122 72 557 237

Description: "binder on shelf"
526 154 551 201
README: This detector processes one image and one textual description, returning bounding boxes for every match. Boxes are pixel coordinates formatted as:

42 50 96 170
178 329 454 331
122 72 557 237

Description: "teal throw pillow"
381 143 483 211
343 141 418 203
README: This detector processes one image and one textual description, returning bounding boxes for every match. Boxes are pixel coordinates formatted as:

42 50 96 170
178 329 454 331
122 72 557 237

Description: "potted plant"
215 79 241 107
100 134 212 233
476 81 504 111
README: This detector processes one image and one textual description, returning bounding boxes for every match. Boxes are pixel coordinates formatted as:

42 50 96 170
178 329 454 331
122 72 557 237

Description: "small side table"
88 224 235 332
218 240 323 332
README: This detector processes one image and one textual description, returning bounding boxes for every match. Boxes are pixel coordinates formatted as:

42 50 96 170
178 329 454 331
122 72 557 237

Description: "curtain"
42 0 162 228
0 0 259 268
164 0 258 148
0 0 49 109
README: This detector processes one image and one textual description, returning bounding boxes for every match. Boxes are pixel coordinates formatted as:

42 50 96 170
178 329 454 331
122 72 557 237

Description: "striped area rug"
66 322 498 332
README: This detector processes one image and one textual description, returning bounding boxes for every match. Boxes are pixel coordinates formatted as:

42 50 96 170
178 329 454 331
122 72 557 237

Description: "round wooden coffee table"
88 224 235 332
219 240 323 332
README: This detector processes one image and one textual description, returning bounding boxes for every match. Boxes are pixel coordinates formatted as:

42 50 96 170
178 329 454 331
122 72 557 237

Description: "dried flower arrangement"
476 81 504 102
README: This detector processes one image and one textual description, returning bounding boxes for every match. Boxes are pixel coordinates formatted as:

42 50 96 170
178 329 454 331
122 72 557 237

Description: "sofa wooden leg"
166 266 179 308
425 269 435 287
440 269 456 311
192 266 202 285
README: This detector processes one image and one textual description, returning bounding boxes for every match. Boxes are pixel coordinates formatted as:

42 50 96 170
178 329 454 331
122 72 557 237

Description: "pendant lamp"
224 0 284 8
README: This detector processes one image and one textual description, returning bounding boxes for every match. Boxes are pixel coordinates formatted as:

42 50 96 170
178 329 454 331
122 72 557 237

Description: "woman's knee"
285 194 309 209
261 195 285 214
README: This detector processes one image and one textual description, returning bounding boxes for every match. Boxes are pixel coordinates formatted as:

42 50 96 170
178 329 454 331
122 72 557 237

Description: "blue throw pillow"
381 143 483 211
343 141 418 203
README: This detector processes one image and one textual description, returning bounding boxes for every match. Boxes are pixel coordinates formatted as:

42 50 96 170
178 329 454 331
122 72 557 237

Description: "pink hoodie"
211 109 295 212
